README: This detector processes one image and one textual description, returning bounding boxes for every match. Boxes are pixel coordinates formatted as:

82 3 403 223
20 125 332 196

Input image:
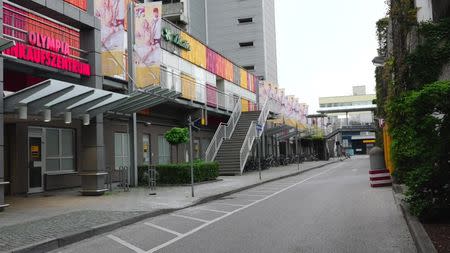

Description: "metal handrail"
239 99 271 174
205 97 242 161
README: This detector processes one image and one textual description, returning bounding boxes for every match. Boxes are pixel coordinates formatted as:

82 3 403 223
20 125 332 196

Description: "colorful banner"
95 0 126 78
134 2 162 89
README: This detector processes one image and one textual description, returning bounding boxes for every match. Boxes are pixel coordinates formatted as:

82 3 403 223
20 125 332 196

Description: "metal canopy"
110 86 180 115
3 79 181 120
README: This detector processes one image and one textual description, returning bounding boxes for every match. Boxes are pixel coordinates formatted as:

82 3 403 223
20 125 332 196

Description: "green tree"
164 127 189 163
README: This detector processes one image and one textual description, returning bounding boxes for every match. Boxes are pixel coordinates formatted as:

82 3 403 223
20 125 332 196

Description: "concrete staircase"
215 111 261 175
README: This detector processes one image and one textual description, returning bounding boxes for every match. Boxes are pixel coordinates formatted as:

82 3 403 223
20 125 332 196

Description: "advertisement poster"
94 0 126 78
134 2 162 89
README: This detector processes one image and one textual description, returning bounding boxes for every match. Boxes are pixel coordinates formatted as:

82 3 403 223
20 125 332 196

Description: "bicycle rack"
147 165 157 195
119 166 130 192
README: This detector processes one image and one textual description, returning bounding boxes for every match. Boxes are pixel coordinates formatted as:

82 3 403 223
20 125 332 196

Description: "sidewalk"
0 159 338 252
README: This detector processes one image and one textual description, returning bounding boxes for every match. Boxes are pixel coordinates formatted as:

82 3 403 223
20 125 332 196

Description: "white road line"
211 202 246 207
147 166 335 253
144 222 183 237
170 214 210 223
107 234 146 253
234 193 267 197
195 207 230 214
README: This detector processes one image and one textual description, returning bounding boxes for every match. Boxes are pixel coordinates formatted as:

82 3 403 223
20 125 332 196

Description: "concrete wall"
262 0 278 83
207 0 266 79
188 0 207 43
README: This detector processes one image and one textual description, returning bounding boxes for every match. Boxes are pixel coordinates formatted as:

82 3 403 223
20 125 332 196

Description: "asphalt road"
54 156 416 253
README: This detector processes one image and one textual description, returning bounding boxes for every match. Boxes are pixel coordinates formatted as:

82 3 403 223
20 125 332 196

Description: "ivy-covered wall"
375 0 450 220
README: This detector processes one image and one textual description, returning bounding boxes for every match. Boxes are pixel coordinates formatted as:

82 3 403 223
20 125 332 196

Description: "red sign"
2 3 91 76
3 43 91 76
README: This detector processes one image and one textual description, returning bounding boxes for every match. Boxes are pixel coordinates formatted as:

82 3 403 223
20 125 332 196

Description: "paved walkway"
0 159 337 252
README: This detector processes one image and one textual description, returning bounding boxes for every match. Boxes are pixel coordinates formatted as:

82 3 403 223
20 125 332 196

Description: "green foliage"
387 81 450 220
138 161 219 185
164 127 189 145
407 18 450 87
376 17 389 57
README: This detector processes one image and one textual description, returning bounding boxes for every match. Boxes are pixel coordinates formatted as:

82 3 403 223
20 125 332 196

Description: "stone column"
78 7 107 195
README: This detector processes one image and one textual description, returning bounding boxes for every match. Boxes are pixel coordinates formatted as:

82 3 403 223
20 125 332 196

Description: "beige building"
318 86 376 127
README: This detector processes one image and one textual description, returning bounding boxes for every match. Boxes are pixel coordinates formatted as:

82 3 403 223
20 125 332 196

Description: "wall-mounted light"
19 105 27 120
64 111 72 124
82 114 90 126
44 109 51 122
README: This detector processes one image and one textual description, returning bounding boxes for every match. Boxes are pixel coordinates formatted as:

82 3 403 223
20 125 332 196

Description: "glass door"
143 134 151 166
28 128 44 193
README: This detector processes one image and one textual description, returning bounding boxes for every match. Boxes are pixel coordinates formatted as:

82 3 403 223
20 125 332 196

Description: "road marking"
211 202 246 207
248 190 275 193
107 234 146 253
147 166 335 253
144 222 183 237
234 193 267 197
170 214 210 223
195 207 230 214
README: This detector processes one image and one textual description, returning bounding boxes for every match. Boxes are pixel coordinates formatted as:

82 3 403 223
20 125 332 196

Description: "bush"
138 161 219 185
387 81 450 220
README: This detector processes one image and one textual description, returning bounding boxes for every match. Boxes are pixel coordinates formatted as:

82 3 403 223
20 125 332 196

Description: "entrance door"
28 133 43 193
143 134 151 165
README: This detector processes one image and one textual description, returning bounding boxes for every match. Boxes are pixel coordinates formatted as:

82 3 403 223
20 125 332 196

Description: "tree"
164 127 189 163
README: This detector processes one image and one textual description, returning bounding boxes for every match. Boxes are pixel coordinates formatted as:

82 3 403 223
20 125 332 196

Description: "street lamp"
372 56 386 67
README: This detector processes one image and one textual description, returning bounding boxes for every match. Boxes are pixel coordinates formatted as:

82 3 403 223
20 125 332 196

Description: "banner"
134 2 162 89
95 0 126 78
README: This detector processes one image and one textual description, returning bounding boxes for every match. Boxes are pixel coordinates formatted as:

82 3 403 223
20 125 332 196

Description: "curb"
392 184 437 253
9 160 339 253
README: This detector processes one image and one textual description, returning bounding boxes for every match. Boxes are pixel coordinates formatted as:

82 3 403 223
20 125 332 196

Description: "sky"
274 0 388 113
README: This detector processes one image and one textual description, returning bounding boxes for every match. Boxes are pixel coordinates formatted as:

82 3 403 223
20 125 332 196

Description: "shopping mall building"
0 0 309 211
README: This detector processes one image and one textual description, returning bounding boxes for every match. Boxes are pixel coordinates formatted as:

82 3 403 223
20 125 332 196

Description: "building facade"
0 0 260 210
317 86 376 156
206 0 278 83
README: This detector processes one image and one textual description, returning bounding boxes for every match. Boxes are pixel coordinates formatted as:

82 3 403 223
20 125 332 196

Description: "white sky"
274 0 387 113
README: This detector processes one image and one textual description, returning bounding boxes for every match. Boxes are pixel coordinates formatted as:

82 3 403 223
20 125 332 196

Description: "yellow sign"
363 140 376 144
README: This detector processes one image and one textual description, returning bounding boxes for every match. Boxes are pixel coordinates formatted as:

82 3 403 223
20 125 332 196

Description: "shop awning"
3 79 180 121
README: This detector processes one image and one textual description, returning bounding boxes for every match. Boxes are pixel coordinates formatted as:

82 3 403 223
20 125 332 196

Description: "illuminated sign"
2 3 91 76
162 27 190 51
3 43 91 76
3 33 91 76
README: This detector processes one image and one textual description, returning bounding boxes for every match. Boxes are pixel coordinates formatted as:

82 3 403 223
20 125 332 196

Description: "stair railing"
205 97 242 162
239 98 271 174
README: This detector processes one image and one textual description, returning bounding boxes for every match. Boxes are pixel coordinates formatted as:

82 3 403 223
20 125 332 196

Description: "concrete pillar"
78 19 107 195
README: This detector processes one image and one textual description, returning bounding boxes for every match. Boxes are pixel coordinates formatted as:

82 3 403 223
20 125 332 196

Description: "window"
114 133 129 170
238 17 253 24
46 128 75 173
243 65 255 71
158 136 171 164
239 41 254 47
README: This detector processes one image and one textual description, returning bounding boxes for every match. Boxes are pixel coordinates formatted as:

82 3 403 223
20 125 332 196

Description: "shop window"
46 129 75 173
114 133 130 170
158 136 171 164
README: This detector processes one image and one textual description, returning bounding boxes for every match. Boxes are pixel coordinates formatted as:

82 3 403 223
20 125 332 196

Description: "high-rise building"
157 0 278 83
206 0 278 83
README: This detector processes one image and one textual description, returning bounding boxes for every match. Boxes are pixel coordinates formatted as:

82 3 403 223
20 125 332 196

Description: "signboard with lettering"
2 3 91 76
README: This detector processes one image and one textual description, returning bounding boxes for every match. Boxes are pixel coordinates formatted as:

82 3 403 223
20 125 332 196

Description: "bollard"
369 147 392 187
